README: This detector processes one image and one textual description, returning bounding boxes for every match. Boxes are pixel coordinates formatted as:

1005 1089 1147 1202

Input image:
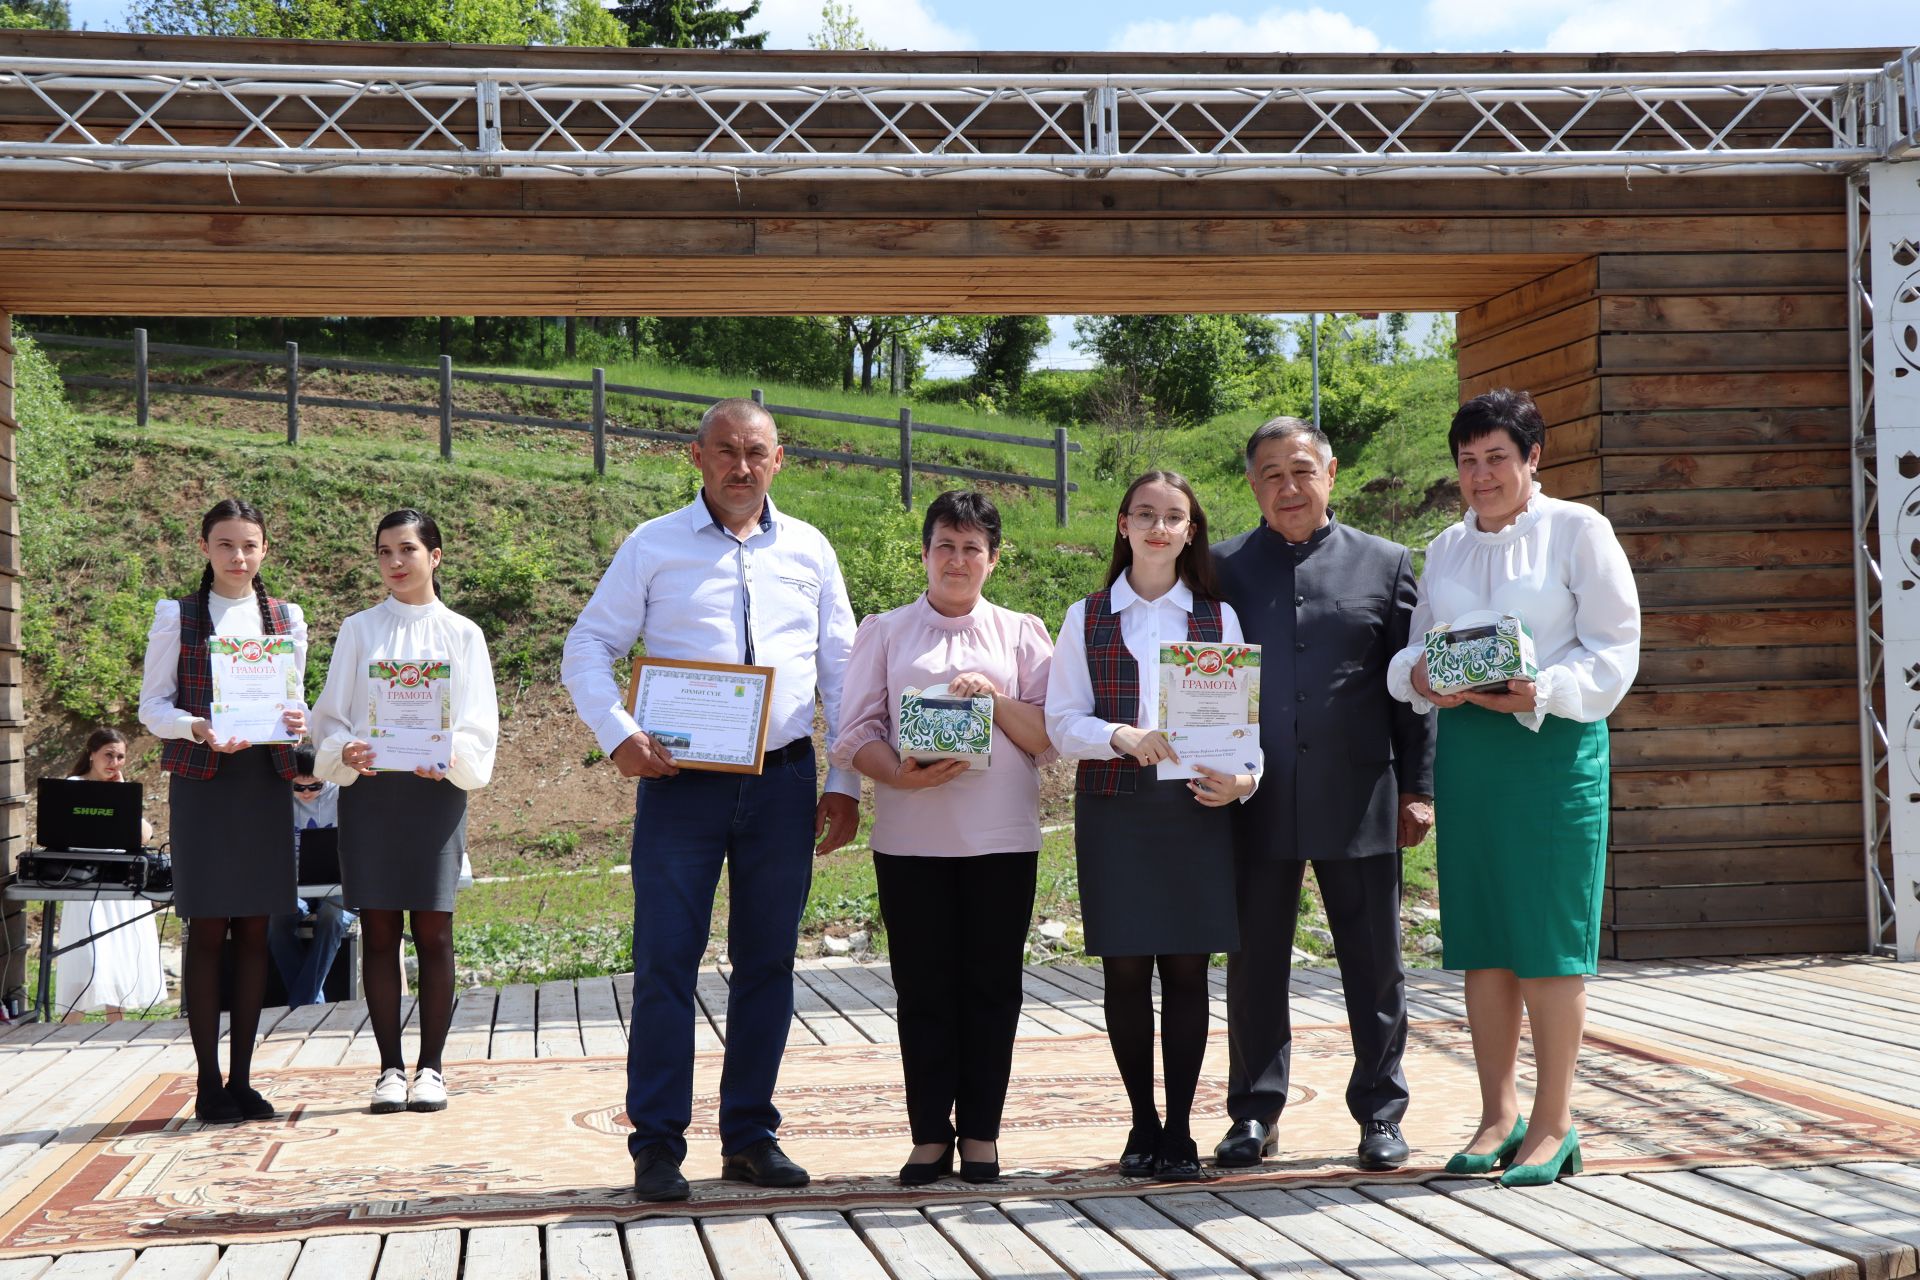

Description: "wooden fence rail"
32 330 1083 524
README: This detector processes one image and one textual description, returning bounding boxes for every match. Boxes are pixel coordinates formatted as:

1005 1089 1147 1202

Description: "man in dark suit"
1211 416 1437 1171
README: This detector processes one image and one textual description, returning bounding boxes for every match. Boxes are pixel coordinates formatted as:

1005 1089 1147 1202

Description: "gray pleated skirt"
168 748 297 919
338 771 468 912
1075 777 1239 957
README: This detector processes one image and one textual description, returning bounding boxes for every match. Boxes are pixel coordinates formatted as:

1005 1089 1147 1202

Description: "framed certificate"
625 657 777 774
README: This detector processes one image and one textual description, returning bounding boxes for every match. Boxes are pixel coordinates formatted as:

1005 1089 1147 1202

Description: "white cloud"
1541 0 1757 50
1424 0 1570 41
1111 7 1385 53
755 0 974 50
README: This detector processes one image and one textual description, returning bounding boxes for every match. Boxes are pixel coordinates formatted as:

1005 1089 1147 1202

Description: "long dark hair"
69 726 128 779
196 498 277 635
376 508 443 597
1104 470 1219 600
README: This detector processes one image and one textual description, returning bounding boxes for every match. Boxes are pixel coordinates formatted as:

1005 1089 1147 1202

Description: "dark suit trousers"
874 849 1038 1145
1225 852 1410 1127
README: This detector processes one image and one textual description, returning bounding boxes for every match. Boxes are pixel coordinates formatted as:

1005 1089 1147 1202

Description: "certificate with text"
626 657 776 774
209 635 305 744
366 659 453 772
1156 642 1261 781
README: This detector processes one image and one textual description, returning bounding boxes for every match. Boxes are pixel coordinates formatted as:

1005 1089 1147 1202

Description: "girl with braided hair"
139 498 308 1124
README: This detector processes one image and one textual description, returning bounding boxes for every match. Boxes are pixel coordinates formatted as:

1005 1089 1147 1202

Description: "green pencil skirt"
1433 703 1609 978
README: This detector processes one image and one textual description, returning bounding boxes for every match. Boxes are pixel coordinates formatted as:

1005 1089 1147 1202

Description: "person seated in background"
53 727 166 1022
266 746 354 1009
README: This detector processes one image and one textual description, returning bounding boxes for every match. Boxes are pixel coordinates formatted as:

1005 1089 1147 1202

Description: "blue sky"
57 0 1913 372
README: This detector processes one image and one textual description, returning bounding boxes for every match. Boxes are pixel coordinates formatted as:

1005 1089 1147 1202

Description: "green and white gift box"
898 683 994 770
1424 611 1538 696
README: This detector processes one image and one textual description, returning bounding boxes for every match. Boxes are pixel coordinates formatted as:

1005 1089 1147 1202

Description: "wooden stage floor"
2 955 1918 1279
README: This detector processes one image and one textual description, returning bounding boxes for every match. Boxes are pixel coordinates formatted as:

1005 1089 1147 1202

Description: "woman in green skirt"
1388 389 1640 1187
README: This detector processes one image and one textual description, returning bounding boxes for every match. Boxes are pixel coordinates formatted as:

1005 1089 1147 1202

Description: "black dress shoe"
1154 1133 1203 1182
721 1139 810 1188
632 1144 691 1202
226 1084 276 1121
1358 1119 1410 1171
959 1142 999 1185
899 1143 954 1186
1213 1118 1277 1167
1119 1123 1162 1177
193 1085 242 1124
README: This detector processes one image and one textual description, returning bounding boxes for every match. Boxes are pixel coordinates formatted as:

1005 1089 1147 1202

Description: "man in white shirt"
563 398 859 1202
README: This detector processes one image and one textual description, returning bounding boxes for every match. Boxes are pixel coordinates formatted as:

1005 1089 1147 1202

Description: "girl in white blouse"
1386 389 1640 1188
312 509 498 1116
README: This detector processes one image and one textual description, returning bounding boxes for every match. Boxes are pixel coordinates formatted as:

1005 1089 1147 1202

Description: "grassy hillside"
18 335 1456 994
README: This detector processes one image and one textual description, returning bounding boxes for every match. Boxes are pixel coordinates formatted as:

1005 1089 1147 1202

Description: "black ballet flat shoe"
193 1085 243 1125
1154 1134 1204 1183
959 1142 1000 1185
899 1142 955 1186
1119 1123 1162 1177
226 1084 277 1121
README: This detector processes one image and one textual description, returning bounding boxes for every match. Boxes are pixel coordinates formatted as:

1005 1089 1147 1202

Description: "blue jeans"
625 747 817 1160
267 898 356 1008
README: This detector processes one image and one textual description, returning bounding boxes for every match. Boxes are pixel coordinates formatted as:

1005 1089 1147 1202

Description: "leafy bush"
454 534 552 641
819 504 925 620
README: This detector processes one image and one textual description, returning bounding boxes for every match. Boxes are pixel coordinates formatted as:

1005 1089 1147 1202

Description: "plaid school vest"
159 591 299 781
1074 587 1224 797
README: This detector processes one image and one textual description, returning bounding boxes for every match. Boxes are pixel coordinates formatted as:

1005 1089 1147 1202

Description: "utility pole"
1309 312 1321 429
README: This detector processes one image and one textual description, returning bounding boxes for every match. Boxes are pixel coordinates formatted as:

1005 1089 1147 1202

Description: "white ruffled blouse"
1386 485 1641 731
311 596 500 791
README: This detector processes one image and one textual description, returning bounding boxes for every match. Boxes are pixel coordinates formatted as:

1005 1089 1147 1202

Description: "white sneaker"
408 1067 447 1113
370 1068 408 1115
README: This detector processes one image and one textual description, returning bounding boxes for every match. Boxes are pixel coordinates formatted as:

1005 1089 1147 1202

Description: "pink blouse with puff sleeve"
829 594 1056 857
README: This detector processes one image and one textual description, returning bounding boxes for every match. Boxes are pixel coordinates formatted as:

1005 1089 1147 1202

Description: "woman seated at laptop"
53 727 166 1023
267 746 353 1009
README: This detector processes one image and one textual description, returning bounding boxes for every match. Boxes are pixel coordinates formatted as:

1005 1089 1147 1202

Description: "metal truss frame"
0 52 1910 181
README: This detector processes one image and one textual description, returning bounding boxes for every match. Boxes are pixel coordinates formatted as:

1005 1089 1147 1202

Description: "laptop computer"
35 777 145 856
296 826 341 886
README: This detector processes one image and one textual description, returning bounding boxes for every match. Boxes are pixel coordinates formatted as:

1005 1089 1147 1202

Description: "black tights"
185 915 268 1091
360 909 454 1074
1103 954 1211 1140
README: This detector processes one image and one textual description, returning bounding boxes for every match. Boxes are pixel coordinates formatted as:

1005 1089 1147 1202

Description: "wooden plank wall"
1457 251 1861 959
0 309 23 1004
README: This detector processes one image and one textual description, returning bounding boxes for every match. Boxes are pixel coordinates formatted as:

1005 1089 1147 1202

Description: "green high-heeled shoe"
1498 1127 1582 1188
1443 1118 1526 1175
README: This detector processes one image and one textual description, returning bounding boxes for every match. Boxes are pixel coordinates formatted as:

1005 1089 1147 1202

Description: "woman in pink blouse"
830 490 1056 1187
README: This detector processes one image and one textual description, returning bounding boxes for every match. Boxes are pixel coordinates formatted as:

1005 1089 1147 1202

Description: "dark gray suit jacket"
1213 515 1437 862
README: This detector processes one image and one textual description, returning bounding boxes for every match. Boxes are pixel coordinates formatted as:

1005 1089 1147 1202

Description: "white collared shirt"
1045 571 1251 762
561 494 859 797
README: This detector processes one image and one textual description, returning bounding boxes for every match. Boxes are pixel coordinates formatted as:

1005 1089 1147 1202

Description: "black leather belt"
763 738 812 767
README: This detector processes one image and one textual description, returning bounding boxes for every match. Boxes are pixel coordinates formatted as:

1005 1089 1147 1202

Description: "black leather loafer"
194 1086 242 1124
226 1084 277 1121
721 1139 810 1188
632 1144 691 1202
1358 1120 1410 1171
1213 1118 1278 1167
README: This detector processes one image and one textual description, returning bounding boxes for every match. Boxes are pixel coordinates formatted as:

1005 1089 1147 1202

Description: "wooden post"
750 387 764 407
591 366 607 476
898 407 913 511
285 341 300 445
0 308 24 1010
439 355 454 461
133 327 149 428
1054 426 1070 527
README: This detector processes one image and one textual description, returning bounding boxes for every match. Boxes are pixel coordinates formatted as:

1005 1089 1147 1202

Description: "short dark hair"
1450 389 1544 461
293 745 317 776
921 490 1002 554
1245 416 1332 469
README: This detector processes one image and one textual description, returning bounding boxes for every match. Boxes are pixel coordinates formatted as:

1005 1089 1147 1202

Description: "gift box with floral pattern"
1424 613 1538 696
898 684 994 770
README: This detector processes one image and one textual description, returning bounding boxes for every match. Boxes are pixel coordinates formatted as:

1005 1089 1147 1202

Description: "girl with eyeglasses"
138 498 308 1124
1045 471 1261 1180
311 509 498 1116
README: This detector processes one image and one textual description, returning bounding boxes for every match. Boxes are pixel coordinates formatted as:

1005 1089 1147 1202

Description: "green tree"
809 0 865 49
927 315 1052 396
0 0 70 27
1073 314 1259 423
610 0 763 47
124 0 626 44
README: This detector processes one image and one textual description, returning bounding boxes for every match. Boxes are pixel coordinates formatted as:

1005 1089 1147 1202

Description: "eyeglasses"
1126 509 1191 531
292 782 326 793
